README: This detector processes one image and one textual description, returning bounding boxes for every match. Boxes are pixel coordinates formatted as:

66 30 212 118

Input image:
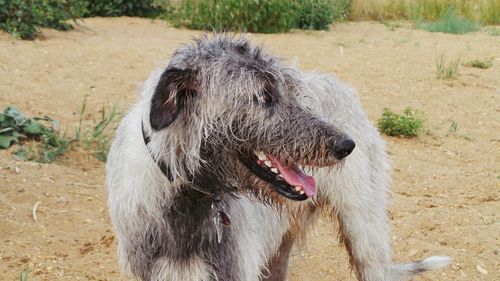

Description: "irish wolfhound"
106 34 450 281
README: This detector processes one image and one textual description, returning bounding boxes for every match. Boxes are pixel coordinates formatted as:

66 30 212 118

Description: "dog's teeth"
257 151 267 161
277 174 283 179
299 190 305 195
264 161 273 167
271 168 278 173
298 164 303 170
294 186 301 191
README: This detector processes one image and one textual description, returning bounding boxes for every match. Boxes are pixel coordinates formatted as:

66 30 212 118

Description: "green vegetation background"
1 0 499 39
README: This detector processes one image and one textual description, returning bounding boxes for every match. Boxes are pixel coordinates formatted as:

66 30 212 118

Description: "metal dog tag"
212 197 231 244
213 210 224 243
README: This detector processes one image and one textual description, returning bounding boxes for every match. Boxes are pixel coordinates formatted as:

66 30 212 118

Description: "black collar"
141 120 174 181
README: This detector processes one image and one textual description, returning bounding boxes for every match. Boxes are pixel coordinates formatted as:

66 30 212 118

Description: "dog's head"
148 35 355 202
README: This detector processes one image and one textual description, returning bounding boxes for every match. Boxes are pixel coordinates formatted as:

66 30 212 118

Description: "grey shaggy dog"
106 34 450 281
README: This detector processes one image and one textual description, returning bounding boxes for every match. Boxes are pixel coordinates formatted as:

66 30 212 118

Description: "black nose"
333 139 355 160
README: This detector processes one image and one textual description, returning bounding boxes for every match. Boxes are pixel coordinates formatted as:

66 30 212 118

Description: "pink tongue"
268 156 316 198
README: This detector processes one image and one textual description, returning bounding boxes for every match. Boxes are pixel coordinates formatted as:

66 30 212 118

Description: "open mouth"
239 151 316 201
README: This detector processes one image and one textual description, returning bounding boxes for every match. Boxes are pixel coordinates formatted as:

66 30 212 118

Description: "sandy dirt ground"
0 17 498 281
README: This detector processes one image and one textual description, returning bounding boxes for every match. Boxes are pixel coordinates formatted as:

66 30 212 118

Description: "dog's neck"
141 120 232 242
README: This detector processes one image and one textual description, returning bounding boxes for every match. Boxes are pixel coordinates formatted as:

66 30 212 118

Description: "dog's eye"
253 83 277 106
262 88 273 104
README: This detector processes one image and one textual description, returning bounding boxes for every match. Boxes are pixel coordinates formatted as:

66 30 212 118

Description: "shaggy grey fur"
106 34 450 281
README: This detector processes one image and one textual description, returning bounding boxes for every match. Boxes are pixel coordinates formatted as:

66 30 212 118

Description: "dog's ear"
150 67 197 130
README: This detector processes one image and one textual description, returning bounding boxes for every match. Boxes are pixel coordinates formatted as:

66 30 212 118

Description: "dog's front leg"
332 196 391 280
320 175 390 280
319 156 449 281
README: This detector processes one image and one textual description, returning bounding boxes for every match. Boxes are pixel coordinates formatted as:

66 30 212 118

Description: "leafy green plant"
160 0 339 33
0 0 38 39
416 8 479 34
0 107 69 162
377 107 424 137
436 54 460 79
85 0 162 17
0 0 166 39
296 0 347 30
0 101 120 163
75 98 121 161
463 57 494 69
161 0 296 33
0 0 86 40
331 0 352 22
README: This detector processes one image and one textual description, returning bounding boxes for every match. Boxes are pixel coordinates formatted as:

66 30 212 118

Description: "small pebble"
476 264 488 275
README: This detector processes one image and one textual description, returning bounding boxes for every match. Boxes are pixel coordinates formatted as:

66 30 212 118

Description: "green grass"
75 97 121 161
463 57 494 69
486 27 500 36
381 20 402 31
350 0 406 20
417 8 479 34
3 0 499 39
479 0 500 25
350 0 499 25
445 120 473 140
448 120 458 134
377 107 424 137
436 54 460 79
19 270 29 281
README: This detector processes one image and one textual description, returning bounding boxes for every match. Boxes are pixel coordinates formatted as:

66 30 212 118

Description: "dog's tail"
387 256 452 280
